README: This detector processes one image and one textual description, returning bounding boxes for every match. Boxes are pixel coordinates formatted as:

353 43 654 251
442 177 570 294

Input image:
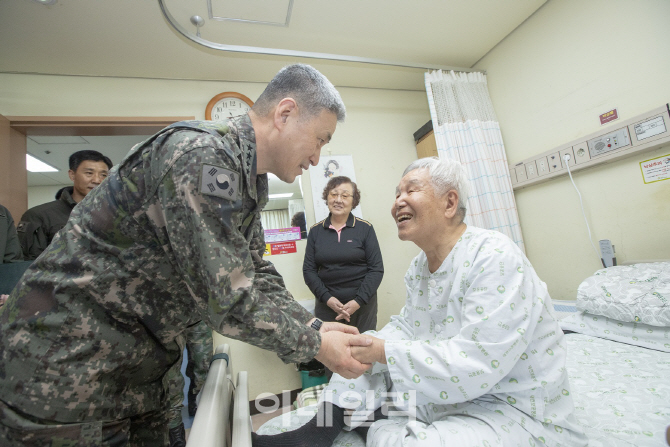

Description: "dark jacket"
16 186 77 260
0 204 23 263
303 213 384 306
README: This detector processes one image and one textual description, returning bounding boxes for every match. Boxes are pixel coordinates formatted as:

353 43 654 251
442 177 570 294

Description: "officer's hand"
320 321 360 335
315 331 372 379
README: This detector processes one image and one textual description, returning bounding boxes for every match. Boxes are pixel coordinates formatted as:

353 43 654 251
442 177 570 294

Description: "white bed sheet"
564 333 670 447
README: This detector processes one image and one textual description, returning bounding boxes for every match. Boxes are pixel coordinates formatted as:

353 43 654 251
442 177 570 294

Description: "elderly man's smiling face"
391 168 448 247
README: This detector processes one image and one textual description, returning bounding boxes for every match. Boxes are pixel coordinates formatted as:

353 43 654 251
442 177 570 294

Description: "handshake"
313 320 387 379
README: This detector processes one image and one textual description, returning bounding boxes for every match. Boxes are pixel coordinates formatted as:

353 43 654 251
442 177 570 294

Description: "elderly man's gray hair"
252 64 346 122
403 157 470 221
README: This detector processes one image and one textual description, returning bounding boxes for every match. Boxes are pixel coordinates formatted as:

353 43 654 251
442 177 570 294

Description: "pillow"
576 262 670 326
560 311 670 353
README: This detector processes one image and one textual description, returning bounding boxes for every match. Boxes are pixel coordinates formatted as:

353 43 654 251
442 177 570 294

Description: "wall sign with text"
264 241 297 256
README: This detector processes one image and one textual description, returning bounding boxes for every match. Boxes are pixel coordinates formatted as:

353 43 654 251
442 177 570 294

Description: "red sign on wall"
600 108 619 125
269 241 297 255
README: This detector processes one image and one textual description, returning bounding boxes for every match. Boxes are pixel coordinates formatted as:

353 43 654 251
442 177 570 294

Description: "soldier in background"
17 149 112 260
0 64 371 446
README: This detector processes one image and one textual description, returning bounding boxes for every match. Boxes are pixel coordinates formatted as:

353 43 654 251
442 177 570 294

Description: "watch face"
211 97 252 120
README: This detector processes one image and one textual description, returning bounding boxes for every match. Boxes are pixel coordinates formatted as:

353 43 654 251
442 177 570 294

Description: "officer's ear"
68 169 76 182
274 98 297 130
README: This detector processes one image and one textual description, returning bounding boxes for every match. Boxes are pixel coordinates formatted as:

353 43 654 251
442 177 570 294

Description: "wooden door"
0 114 28 220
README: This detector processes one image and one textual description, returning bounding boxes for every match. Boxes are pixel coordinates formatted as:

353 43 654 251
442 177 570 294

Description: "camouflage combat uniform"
166 320 213 429
0 115 320 445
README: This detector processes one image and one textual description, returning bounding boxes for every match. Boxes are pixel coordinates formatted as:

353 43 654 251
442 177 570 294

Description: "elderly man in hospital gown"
254 157 588 447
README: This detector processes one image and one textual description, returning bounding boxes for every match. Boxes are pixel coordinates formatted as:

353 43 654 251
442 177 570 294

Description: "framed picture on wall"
309 155 363 224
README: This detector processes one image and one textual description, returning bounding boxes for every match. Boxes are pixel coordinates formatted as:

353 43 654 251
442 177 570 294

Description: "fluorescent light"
26 154 58 172
268 193 293 199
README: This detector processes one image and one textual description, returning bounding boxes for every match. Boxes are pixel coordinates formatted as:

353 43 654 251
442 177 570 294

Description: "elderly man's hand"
319 321 359 335
314 331 372 379
351 335 387 365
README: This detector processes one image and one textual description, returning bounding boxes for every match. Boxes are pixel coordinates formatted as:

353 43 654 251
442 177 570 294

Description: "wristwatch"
310 318 323 331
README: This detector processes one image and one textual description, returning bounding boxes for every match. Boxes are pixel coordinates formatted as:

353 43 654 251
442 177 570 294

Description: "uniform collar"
58 186 77 208
324 212 355 229
229 114 267 208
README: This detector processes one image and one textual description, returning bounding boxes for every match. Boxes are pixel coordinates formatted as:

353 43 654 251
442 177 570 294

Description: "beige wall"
28 185 62 209
0 72 428 397
475 0 670 300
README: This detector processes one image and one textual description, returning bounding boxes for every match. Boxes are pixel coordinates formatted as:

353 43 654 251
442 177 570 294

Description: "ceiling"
0 0 547 91
3 0 547 209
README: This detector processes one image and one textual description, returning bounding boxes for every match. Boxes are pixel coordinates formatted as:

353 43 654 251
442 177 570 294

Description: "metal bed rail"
185 344 253 447
186 344 233 447
232 371 252 447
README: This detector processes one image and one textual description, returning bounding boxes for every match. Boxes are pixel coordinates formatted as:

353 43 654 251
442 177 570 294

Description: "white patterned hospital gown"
325 227 588 447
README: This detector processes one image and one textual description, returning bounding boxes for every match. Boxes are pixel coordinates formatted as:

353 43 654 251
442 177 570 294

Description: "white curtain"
260 209 290 230
425 70 525 252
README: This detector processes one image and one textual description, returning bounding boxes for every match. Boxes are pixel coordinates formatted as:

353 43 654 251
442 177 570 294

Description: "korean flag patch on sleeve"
199 164 240 201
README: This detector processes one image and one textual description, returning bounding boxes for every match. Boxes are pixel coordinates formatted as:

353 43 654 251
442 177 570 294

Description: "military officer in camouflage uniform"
0 64 372 446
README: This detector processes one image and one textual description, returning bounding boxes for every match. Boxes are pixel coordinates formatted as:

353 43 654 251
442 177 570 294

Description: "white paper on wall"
309 155 363 223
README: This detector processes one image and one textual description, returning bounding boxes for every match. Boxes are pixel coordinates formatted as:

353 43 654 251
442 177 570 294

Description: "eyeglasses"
328 191 352 200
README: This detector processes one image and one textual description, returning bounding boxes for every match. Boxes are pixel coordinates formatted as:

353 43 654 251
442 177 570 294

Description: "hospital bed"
185 344 252 447
256 261 670 446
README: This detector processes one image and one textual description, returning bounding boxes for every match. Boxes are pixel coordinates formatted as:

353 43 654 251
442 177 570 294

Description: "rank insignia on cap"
200 164 240 201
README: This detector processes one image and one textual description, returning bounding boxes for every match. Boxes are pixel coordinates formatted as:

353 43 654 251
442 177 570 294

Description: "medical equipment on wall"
510 104 670 189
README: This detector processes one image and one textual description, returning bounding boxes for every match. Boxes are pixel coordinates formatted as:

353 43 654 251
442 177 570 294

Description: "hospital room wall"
0 73 426 398
474 0 670 301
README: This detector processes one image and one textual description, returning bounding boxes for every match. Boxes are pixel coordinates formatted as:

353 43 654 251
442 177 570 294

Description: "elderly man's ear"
444 190 460 219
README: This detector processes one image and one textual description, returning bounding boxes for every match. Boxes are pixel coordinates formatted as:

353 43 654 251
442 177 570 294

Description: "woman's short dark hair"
322 176 361 209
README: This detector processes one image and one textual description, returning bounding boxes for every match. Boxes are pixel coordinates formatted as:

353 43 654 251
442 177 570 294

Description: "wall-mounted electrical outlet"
515 164 528 182
559 148 576 168
525 161 538 179
547 152 562 173
572 142 590 165
536 156 549 176
509 105 670 190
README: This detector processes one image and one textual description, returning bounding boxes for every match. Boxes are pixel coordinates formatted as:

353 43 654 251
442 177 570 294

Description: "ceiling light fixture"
268 193 293 199
207 0 293 27
32 0 58 5
27 154 58 172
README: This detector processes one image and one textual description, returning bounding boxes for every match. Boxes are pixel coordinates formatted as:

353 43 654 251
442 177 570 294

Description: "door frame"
0 115 194 220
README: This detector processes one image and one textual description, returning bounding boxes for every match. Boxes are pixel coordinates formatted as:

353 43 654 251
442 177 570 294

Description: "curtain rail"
158 0 482 73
